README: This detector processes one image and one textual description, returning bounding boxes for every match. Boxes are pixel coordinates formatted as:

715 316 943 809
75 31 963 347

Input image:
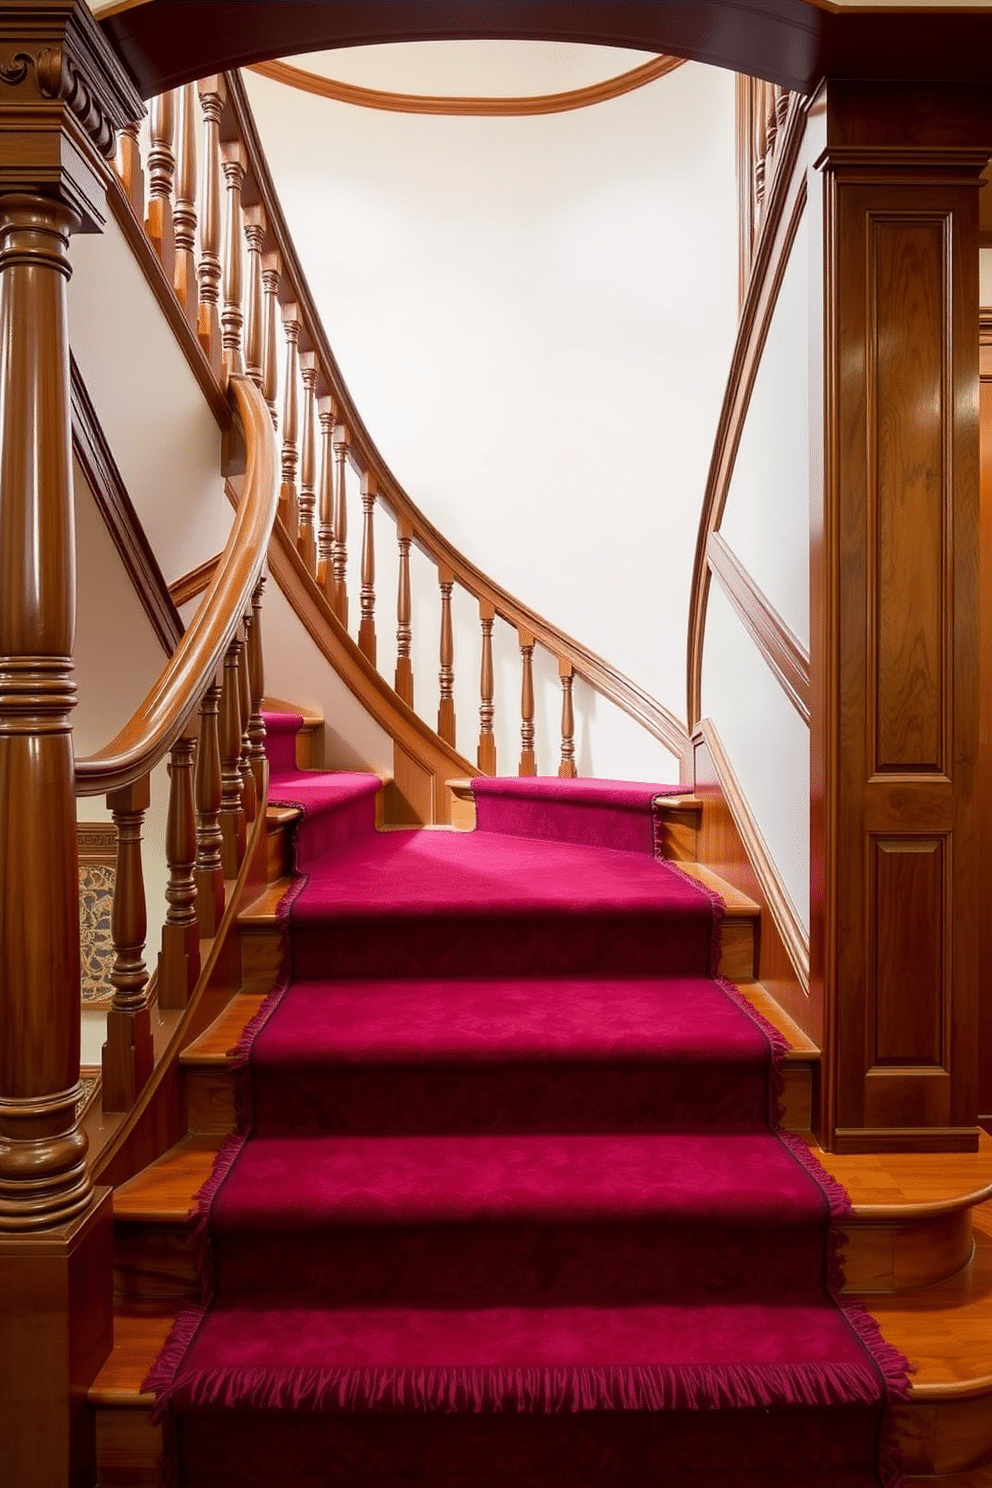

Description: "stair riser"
185 1069 238 1135
212 1220 829 1307
115 1226 199 1309
95 1407 162 1487
838 1208 974 1294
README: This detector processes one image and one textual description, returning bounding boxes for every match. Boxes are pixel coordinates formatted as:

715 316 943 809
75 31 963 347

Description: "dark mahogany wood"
809 80 990 1154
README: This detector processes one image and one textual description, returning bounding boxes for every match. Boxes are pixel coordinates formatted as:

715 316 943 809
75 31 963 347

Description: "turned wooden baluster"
117 119 145 220
359 473 377 663
297 352 319 573
438 565 456 747
332 422 350 626
478 600 496 774
196 77 224 378
558 659 577 779
102 775 154 1113
280 301 301 539
145 89 176 281
395 518 414 706
159 735 201 1010
316 397 335 598
248 577 267 796
219 637 247 874
237 626 257 823
519 628 536 776
243 205 266 390
173 82 198 329
220 140 246 380
194 681 225 937
261 250 281 426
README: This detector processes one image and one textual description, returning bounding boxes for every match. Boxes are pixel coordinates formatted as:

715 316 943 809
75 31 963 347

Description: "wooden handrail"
76 375 277 795
224 71 689 761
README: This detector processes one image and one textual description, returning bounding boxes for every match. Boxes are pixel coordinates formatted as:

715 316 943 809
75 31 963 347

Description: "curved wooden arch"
248 53 685 117
100 1 992 101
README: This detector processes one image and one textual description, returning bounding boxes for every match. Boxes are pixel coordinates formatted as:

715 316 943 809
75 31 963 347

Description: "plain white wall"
243 46 739 770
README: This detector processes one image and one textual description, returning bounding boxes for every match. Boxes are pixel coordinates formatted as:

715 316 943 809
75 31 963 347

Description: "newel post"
0 2 142 1482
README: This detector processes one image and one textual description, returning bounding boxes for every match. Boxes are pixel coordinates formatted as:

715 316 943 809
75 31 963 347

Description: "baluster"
158 735 201 1010
248 577 267 796
145 89 176 280
317 397 335 598
297 352 319 573
117 119 145 220
558 659 577 778
237 627 257 823
752 78 771 215
102 776 154 1113
438 565 456 746
519 628 536 776
478 599 496 774
261 250 281 426
173 81 198 328
196 77 224 378
194 681 225 937
359 473 377 663
220 140 246 379
333 422 350 626
219 638 247 875
243 205 266 390
774 84 790 134
395 519 414 706
280 301 301 539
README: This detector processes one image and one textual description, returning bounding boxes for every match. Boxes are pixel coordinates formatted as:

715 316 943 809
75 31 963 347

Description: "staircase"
88 711 992 1486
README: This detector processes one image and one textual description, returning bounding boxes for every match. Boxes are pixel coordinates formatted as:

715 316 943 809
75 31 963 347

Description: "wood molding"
706 529 811 725
687 96 808 729
169 554 220 610
75 377 277 796
105 173 229 428
692 717 813 1026
227 70 690 763
248 54 685 118
71 356 184 654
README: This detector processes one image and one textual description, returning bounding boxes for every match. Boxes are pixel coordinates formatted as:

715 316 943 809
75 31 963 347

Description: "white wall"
243 47 739 771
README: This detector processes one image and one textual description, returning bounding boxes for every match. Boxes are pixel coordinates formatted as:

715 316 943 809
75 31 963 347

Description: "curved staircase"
88 712 992 1486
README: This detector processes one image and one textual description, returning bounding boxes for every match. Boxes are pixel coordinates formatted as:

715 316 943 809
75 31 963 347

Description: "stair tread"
673 861 759 916
182 993 268 1065
238 878 292 923
115 1135 226 1221
808 1130 992 1216
734 982 819 1059
89 1311 177 1406
209 1130 826 1229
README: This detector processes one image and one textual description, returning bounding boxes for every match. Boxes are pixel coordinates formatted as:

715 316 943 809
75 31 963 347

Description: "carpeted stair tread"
250 975 770 1065
470 774 689 855
211 1132 825 1230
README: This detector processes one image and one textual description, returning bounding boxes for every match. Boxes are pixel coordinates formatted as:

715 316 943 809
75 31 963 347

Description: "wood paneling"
978 318 992 1128
810 81 988 1152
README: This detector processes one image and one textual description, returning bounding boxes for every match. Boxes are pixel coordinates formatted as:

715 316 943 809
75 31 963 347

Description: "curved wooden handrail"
685 89 808 731
75 375 277 794
226 71 690 761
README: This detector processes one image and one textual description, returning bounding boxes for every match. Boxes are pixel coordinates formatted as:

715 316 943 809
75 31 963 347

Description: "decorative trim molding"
706 530 810 725
71 355 184 654
695 716 811 1001
169 554 220 610
248 53 685 117
686 94 808 729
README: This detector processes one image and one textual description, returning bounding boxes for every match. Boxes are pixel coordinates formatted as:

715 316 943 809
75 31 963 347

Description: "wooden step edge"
88 1310 177 1408
806 1130 992 1221
653 794 704 813
733 980 819 1061
181 991 268 1066
267 803 303 827
263 694 323 731
675 860 760 918
113 1135 225 1222
238 876 294 923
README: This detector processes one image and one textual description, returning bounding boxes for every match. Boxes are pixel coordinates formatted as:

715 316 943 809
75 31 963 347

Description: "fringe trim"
776 1130 855 1222
839 1297 915 1405
142 1301 209 1423
191 1131 247 1303
164 1357 887 1418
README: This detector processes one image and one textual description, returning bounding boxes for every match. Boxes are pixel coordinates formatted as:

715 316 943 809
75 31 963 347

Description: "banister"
75 375 277 795
225 70 690 761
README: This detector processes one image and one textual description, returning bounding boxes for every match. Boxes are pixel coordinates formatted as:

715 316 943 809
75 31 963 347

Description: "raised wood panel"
979 318 992 1128
870 216 949 776
811 80 986 1152
870 836 947 1068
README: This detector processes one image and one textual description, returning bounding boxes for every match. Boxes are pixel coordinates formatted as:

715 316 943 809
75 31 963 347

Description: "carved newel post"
0 4 141 1484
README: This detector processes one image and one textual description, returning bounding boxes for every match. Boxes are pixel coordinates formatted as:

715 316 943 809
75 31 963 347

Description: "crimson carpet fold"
145 714 911 1485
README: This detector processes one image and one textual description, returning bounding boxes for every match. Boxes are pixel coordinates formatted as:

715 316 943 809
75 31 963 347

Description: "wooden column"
117 119 144 220
332 421 350 626
316 396 335 598
220 139 246 380
237 627 256 822
478 600 496 774
158 735 200 1010
194 681 225 936
243 204 266 390
196 76 224 379
518 628 536 776
280 300 301 539
101 775 153 1112
297 351 318 573
810 81 990 1153
248 577 267 796
172 82 198 327
261 249 281 426
0 12 141 1478
437 565 456 746
358 473 377 663
144 88 175 281
395 519 414 706
219 638 247 875
558 658 577 778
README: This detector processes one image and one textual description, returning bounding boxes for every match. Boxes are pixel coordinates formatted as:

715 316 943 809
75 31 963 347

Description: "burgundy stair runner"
146 712 910 1486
